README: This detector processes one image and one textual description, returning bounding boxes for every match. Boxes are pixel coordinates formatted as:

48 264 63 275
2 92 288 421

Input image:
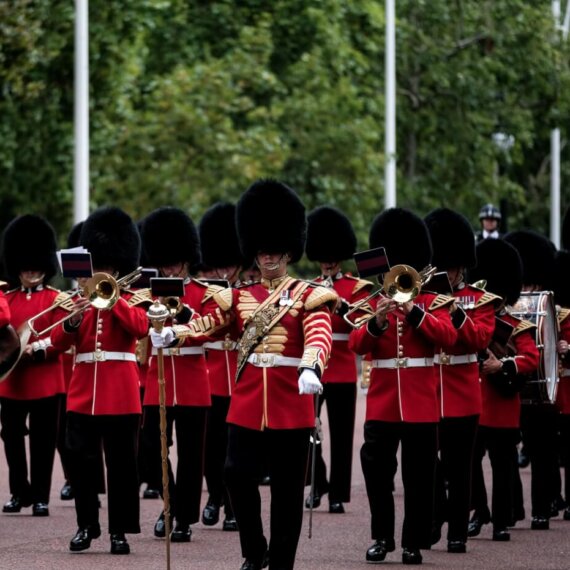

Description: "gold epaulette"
513 319 537 336
558 307 570 324
304 285 339 312
53 291 78 312
350 277 374 295
475 291 502 309
0 281 7 290
128 288 153 307
429 294 455 311
203 283 224 303
213 287 233 311
46 285 60 292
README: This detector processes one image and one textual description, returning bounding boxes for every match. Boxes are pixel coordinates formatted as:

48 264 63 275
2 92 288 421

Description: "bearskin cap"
199 202 244 269
504 230 556 289
67 221 84 249
141 207 200 269
369 208 432 270
80 207 140 276
306 206 357 262
1 215 59 283
424 208 476 270
236 179 306 263
468 239 522 306
562 207 570 250
553 250 570 307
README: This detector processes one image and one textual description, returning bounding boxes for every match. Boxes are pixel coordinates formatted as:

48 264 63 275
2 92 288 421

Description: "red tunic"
556 309 570 414
0 286 65 400
0 290 10 327
436 285 498 418
144 280 216 407
51 295 148 415
349 292 457 423
479 313 540 428
315 274 373 384
204 329 239 397
176 276 336 430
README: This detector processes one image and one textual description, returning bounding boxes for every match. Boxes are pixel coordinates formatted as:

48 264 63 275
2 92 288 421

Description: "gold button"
399 345 404 350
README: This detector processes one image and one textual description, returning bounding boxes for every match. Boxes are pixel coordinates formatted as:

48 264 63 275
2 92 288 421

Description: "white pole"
384 0 397 209
551 128 561 248
74 0 89 224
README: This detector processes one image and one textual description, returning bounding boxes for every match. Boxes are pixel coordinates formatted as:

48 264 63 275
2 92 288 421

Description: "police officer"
475 203 503 242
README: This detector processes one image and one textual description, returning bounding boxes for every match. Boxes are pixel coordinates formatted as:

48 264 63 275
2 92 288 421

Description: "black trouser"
0 395 60 504
142 405 207 525
471 426 520 529
434 414 479 542
560 414 570 503
521 404 559 518
308 383 356 503
360 420 438 550
204 395 233 516
225 424 311 570
136 387 160 489
66 412 140 534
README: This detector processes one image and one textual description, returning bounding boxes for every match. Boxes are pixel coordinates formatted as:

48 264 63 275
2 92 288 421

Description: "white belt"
151 347 204 357
434 353 478 366
371 357 433 369
203 340 238 351
560 369 570 378
76 351 137 363
247 354 301 368
332 333 350 341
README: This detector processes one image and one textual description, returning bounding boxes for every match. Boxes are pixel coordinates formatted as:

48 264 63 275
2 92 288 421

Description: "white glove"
149 326 175 348
298 369 323 395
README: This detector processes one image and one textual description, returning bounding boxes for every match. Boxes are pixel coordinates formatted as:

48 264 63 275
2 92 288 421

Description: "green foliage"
1 0 570 251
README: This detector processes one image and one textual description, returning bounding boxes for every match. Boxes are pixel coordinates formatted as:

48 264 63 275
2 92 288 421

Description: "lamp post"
384 0 397 208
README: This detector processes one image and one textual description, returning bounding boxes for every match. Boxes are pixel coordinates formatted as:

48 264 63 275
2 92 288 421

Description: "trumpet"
343 264 436 329
163 296 183 317
28 267 143 337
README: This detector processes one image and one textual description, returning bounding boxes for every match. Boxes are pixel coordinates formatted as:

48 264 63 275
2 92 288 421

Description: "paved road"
0 389 569 569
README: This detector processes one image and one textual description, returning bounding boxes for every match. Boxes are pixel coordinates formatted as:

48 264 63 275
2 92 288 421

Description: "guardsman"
141 206 221 543
468 238 539 541
199 202 243 532
504 230 558 529
425 208 498 553
349 208 457 566
51 206 148 555
553 247 570 520
0 215 65 517
149 180 337 570
304 206 373 514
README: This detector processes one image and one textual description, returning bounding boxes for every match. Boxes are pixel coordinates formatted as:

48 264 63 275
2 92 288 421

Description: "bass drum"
510 291 559 404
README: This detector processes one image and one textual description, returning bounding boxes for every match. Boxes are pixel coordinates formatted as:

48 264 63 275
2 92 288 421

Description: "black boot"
60 482 74 501
447 540 466 553
154 511 172 538
171 522 191 542
467 511 490 537
492 527 510 541
2 496 32 513
110 533 130 555
69 525 101 552
365 539 395 562
402 548 423 565
202 499 220 526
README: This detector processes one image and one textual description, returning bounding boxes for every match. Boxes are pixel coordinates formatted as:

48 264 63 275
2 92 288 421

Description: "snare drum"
510 291 559 404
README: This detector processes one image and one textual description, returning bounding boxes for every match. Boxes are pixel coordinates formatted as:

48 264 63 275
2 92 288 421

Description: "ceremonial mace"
308 393 321 539
147 300 172 570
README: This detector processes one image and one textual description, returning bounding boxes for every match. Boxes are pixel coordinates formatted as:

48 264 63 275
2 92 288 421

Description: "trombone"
28 267 143 337
343 264 437 329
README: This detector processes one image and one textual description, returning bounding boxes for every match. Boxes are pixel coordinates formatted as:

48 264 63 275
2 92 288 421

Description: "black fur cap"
80 207 140 276
562 207 570 250
553 250 570 307
504 230 556 289
199 202 244 269
306 206 357 262
141 207 200 269
67 221 84 249
236 179 306 263
468 238 522 306
1 215 59 283
369 208 432 270
424 208 476 270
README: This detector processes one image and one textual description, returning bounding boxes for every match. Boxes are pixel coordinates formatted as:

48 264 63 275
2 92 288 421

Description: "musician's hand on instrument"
149 326 175 348
375 298 397 326
298 369 323 395
557 340 569 355
481 349 502 375
69 297 90 326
